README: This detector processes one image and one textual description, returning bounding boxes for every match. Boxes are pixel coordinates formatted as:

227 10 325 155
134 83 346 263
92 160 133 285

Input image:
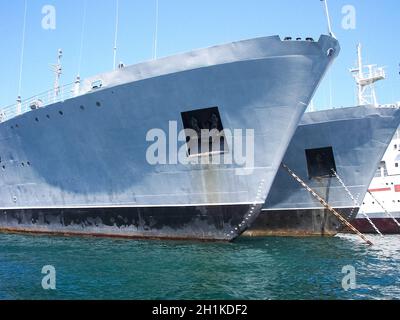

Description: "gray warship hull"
0 35 339 241
245 105 400 237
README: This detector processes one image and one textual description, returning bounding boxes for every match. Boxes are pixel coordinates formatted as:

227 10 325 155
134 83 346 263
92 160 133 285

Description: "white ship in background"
348 44 400 234
354 128 400 233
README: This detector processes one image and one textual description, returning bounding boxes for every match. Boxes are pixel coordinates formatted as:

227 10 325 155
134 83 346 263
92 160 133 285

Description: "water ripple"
0 233 399 300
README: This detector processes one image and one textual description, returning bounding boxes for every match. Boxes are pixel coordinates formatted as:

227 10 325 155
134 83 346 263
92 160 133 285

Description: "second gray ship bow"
247 105 400 237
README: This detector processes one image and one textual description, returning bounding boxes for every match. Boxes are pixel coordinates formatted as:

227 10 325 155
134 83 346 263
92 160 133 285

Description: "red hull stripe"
395 185 400 192
369 188 391 192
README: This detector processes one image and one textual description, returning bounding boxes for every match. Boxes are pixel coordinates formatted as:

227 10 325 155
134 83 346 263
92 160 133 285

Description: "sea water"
0 233 399 300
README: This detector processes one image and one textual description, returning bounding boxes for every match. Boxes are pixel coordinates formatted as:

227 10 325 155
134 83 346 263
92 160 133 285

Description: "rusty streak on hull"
0 228 232 243
244 207 358 237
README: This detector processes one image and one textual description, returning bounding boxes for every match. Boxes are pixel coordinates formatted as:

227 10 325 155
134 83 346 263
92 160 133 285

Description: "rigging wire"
153 0 159 60
328 70 333 109
77 0 87 77
113 0 120 70
17 0 28 98
321 0 335 38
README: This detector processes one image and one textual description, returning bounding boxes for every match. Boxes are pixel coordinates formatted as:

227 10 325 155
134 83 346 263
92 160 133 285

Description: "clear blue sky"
0 0 399 109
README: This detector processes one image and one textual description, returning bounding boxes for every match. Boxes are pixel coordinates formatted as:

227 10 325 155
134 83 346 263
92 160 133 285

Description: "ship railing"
0 82 79 123
368 68 385 79
356 68 386 82
378 103 400 109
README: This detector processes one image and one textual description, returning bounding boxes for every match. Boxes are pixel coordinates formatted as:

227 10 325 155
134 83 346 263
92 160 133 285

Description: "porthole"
96 101 101 107
35 117 39 122
27 161 31 166
59 111 64 115
21 162 25 167
46 115 50 119
80 105 85 110
11 126 14 129
15 124 19 128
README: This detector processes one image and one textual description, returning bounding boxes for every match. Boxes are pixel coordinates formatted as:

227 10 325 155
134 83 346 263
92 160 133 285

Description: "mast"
51 49 63 101
73 75 81 97
17 0 28 115
153 0 159 60
77 0 87 77
350 44 385 106
75 0 87 96
356 44 364 105
113 0 120 70
321 0 336 38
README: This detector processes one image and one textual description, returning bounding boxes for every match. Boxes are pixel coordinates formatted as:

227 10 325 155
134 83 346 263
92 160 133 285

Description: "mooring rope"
331 169 383 236
282 164 373 246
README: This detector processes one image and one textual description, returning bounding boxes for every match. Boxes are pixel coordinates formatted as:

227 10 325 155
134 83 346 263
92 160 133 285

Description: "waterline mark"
146 121 255 176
